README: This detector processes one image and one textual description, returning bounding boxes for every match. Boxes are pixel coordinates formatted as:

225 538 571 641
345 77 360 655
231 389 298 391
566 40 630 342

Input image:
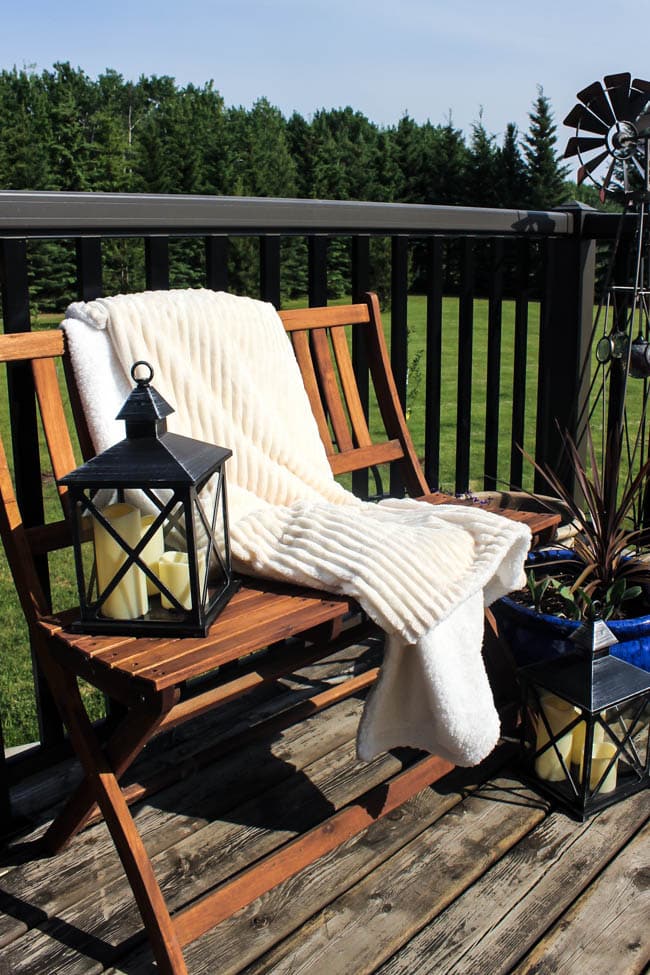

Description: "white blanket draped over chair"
62 289 530 766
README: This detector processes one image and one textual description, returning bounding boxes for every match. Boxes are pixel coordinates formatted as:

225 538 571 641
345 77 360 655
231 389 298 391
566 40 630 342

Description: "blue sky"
0 0 646 157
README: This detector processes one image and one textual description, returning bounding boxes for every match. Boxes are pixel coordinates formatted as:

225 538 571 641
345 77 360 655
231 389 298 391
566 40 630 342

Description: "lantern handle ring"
131 360 154 387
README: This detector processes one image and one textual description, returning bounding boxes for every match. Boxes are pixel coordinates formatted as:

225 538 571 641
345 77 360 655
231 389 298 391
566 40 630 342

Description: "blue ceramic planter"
493 549 650 672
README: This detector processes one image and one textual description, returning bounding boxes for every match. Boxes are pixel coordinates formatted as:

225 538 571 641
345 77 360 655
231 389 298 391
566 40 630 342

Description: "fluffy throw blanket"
62 289 530 766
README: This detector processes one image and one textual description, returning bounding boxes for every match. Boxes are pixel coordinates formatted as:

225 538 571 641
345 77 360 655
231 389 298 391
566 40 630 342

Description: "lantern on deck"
60 361 239 637
519 615 650 819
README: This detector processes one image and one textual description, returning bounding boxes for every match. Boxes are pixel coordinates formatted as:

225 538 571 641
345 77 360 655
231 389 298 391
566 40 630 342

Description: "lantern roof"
115 375 174 425
59 359 232 488
60 431 232 488
522 652 650 712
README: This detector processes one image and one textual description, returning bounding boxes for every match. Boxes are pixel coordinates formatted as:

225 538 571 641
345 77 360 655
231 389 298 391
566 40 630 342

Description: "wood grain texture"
0 329 64 362
240 778 547 975
3 734 414 973
279 304 370 331
512 817 650 975
375 786 650 975
112 769 469 975
173 754 453 947
330 325 372 448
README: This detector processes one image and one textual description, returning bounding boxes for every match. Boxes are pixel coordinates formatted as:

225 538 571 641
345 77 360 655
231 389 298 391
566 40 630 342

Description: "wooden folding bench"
0 292 559 974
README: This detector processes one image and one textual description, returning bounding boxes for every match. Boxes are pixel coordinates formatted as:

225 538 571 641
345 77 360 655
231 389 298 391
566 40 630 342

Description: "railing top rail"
0 190 624 240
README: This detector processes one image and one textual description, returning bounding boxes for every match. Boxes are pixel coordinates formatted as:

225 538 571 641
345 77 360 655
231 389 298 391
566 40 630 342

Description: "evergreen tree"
466 113 499 207
523 86 568 209
496 123 528 208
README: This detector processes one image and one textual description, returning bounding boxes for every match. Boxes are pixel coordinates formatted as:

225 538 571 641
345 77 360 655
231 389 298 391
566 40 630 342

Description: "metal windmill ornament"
564 73 650 533
59 360 240 637
564 72 650 201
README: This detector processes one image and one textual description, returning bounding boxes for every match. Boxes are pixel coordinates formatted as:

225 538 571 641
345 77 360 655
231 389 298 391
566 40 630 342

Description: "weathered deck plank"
1 641 648 975
237 779 547 975
0 695 365 952
2 725 420 971
109 761 483 975
513 818 650 975
374 786 650 975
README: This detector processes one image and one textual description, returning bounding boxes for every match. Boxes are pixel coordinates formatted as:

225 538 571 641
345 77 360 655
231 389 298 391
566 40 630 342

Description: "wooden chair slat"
0 329 64 361
290 329 335 453
92 588 339 668
280 304 371 331
328 440 404 475
329 325 373 448
310 327 354 453
32 356 77 500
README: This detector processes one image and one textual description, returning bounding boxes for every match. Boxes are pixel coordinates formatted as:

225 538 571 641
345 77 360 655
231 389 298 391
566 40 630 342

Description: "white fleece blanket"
61 289 530 766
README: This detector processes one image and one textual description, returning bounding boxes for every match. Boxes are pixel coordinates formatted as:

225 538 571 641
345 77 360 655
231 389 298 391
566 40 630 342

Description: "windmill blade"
564 103 609 135
600 159 616 196
564 134 606 159
630 154 646 179
624 91 650 123
632 78 650 96
577 148 610 185
599 158 617 202
577 81 616 125
604 72 632 119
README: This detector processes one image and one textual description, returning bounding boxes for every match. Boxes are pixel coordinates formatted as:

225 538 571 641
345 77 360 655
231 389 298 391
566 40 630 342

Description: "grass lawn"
0 294 542 748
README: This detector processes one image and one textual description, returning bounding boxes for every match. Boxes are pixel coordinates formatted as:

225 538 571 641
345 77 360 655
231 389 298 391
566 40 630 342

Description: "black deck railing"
0 190 634 826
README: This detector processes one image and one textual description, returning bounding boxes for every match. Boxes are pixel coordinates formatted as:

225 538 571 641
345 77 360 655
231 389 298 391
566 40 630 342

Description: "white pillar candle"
572 720 605 781
534 694 579 782
93 502 149 619
140 514 165 596
159 551 194 611
589 741 618 794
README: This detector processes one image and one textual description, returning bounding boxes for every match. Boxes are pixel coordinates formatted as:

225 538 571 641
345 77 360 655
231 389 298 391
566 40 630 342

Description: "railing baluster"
456 238 474 494
351 236 370 301
205 236 229 292
259 236 281 308
510 240 530 489
535 210 596 493
75 238 103 300
424 238 444 491
145 237 170 290
308 237 328 307
351 237 370 498
484 239 504 491
390 236 409 497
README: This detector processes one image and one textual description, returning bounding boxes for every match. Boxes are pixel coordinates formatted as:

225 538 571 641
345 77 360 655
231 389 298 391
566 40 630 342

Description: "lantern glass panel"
604 699 650 782
191 469 230 614
523 678 650 817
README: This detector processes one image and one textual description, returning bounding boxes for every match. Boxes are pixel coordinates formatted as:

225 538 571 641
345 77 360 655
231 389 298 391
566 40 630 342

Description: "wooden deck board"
1 645 648 975
374 786 650 975
512 818 650 975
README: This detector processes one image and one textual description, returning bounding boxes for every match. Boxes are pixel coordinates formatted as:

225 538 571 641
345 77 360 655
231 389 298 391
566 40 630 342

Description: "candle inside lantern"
589 741 618 793
572 719 605 781
93 502 149 619
534 694 579 782
159 551 200 611
140 514 165 596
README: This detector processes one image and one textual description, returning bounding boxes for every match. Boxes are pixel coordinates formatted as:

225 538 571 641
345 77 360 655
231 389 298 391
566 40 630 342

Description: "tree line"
0 63 587 309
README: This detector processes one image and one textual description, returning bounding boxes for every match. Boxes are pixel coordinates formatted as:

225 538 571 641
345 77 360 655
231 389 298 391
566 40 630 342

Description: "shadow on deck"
1 640 648 975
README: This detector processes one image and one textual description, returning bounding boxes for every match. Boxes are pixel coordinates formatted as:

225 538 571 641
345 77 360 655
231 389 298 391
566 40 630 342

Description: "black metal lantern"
519 616 650 819
59 361 240 637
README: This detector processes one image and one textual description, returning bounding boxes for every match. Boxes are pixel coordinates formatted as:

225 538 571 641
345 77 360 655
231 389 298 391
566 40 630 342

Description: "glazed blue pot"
493 548 650 672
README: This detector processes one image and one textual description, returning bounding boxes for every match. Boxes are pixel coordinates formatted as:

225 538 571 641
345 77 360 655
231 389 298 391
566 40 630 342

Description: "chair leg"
43 687 177 854
37 657 188 974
